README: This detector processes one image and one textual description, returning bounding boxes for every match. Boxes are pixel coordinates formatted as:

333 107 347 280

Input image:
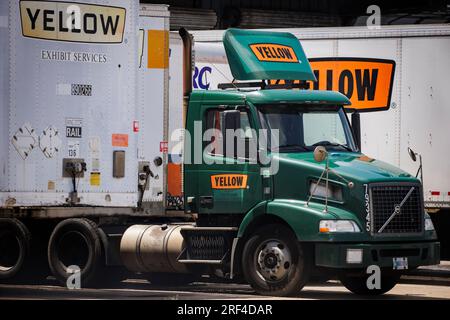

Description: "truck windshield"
257 104 357 153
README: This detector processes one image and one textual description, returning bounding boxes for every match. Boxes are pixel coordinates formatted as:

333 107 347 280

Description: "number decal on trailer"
67 140 80 158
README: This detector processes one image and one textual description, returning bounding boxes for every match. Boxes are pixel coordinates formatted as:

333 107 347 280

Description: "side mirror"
407 147 417 162
222 110 240 158
222 110 240 131
313 146 328 162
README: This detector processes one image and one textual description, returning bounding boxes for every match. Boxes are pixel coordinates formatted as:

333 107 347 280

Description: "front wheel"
339 273 400 295
242 224 311 297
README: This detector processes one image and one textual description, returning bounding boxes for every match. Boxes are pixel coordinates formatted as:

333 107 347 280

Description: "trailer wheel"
242 224 311 296
339 273 400 295
0 219 31 280
48 218 103 287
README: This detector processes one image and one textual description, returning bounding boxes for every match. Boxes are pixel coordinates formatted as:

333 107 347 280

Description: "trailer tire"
339 273 400 295
242 224 311 296
0 218 31 280
48 218 103 288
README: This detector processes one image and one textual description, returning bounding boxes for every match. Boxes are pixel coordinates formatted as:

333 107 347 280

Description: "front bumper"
315 241 440 269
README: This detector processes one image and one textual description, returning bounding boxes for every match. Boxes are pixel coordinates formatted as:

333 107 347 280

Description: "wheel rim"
0 230 22 272
56 231 90 271
254 239 292 283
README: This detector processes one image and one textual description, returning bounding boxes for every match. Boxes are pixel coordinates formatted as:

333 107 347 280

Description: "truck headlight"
425 217 435 231
319 220 361 233
309 180 343 202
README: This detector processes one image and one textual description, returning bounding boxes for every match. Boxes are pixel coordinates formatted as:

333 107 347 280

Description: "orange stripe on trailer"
167 163 182 196
147 30 169 69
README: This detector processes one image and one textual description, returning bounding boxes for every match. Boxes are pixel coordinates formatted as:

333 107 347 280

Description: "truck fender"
230 200 335 279
237 200 336 241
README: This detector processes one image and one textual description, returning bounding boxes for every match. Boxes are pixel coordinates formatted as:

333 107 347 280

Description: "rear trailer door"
137 5 170 212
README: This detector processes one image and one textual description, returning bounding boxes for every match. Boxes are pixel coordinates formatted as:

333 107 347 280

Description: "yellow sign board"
270 58 396 112
20 1 126 43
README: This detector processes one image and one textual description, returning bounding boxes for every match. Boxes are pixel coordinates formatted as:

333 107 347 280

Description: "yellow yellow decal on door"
211 174 248 189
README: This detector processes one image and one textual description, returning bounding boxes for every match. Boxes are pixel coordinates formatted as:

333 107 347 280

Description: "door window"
204 108 256 160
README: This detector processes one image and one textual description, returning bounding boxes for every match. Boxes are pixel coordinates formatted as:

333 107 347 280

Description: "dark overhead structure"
141 0 450 30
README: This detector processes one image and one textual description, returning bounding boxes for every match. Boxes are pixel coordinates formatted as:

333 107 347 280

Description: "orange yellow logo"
211 174 248 189
270 58 395 112
249 44 298 63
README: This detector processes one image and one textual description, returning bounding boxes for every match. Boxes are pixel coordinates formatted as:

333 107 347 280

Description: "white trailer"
0 1 174 215
191 25 450 211
0 0 190 285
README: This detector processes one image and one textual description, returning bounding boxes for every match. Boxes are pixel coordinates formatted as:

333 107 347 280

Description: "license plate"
393 257 408 270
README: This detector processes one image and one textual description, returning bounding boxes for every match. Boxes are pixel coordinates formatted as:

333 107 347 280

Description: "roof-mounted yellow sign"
223 29 316 81
249 44 299 63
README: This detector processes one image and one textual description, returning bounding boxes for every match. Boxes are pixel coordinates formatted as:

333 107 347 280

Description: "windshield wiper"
276 144 309 152
312 141 353 152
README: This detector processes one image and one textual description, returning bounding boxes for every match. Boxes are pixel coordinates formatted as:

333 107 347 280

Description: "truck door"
193 105 262 214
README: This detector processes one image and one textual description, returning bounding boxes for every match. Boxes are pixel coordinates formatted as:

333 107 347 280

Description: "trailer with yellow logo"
0 0 175 284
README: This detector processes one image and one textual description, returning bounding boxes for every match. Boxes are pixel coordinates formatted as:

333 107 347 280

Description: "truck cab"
180 86 439 296
176 29 439 296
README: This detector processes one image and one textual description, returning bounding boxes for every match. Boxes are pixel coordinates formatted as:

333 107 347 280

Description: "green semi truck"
122 29 440 296
0 10 440 297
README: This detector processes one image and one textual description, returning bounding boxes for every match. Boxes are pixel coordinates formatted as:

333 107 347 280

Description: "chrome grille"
370 184 423 234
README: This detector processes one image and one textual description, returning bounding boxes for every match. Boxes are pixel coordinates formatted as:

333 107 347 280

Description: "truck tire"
241 224 311 296
48 218 103 288
339 273 400 295
0 218 31 280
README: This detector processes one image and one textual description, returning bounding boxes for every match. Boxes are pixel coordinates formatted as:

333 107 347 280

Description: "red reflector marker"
431 191 440 196
133 121 139 133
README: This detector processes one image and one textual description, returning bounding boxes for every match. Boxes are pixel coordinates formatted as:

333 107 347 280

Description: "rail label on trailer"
65 118 82 138
250 44 299 63
19 1 126 43
211 174 248 189
270 58 396 112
